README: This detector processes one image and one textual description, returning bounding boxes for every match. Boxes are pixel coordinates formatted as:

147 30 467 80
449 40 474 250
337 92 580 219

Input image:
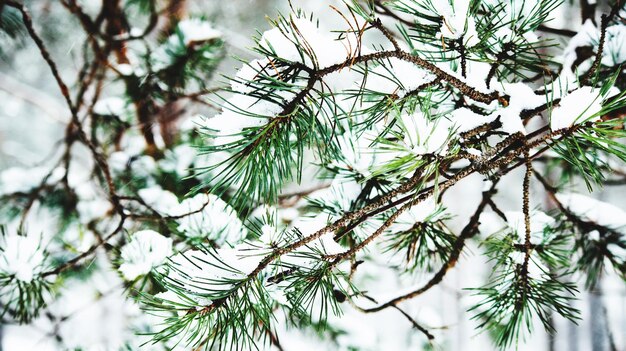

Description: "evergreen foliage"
1 0 626 350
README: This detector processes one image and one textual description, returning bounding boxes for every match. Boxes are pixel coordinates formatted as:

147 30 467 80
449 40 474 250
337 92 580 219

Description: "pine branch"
361 179 500 312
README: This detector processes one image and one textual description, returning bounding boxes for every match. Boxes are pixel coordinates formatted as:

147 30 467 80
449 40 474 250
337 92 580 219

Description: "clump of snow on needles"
433 0 479 47
135 187 247 245
364 58 436 97
550 87 607 131
0 233 47 282
172 193 248 244
118 230 173 281
556 193 626 234
259 17 357 68
399 112 455 155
